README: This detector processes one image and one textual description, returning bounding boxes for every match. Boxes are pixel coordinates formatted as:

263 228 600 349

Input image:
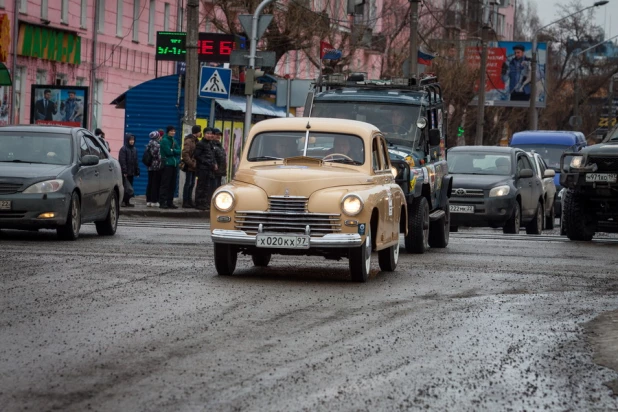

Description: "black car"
447 146 545 234
0 125 123 239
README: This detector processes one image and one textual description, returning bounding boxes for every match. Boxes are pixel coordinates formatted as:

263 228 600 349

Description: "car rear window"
0 133 73 165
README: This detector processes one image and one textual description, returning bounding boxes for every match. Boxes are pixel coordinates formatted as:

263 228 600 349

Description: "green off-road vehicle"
560 127 618 240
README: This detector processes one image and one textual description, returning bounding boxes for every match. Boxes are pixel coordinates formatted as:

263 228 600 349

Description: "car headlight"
213 190 235 212
489 185 510 197
416 117 428 129
570 156 584 168
341 194 364 216
23 179 64 194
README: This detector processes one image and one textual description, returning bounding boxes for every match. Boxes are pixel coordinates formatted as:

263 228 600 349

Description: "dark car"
447 146 545 234
0 125 123 239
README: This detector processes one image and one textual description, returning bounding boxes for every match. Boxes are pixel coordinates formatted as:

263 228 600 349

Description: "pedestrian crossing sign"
199 67 232 99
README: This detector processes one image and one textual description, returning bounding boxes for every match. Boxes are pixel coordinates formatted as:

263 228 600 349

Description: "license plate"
450 205 474 213
0 200 11 210
585 173 617 183
256 234 310 249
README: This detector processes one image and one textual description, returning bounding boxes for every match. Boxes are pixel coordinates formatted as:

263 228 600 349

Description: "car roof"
448 146 521 154
249 117 380 137
510 130 585 146
314 88 428 106
0 125 82 134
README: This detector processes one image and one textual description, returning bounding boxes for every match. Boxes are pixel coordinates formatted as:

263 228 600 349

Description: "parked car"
209 117 408 282
527 151 557 229
447 146 545 234
0 125 123 239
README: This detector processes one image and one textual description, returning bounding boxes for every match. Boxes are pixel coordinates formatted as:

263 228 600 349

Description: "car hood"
585 142 618 156
451 173 512 190
0 163 69 179
234 165 371 197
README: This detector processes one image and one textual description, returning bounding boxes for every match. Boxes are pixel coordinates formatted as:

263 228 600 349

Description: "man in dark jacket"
119 133 140 207
159 125 181 209
94 128 111 152
212 128 227 190
181 125 200 208
194 127 217 211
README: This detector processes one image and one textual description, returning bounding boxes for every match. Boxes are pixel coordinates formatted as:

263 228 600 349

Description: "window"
85 135 107 159
80 0 87 28
517 155 533 173
379 137 390 171
76 77 85 86
148 0 156 45
116 0 123 36
36 70 47 85
80 137 90 158
41 0 48 19
0 0 4 9
61 0 68 23
19 0 26 13
133 0 141 42
55 74 68 86
97 0 105 33
164 3 170 31
176 1 184 31
372 138 380 171
13 66 26 124
93 79 103 130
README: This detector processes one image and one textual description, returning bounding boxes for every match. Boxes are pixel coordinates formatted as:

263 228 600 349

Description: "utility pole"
406 0 420 79
476 24 490 145
184 0 199 126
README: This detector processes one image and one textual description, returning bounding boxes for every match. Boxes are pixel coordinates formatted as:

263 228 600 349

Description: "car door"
537 155 555 206
376 135 399 246
515 154 535 218
83 134 110 217
74 135 99 219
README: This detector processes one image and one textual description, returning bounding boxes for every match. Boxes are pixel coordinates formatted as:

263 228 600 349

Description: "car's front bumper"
450 196 516 227
211 229 363 248
0 192 70 229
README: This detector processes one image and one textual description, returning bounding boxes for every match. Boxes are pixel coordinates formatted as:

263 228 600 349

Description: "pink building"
1 0 181 154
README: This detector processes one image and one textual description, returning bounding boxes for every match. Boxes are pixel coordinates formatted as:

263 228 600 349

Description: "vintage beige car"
209 117 407 282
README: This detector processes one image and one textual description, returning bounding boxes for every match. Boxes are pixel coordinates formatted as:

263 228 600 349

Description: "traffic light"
244 68 265 95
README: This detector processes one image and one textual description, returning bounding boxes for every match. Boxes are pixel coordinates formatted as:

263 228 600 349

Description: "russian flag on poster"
418 49 436 66
320 41 343 60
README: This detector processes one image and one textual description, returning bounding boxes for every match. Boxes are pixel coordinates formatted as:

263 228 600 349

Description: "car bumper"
450 196 516 227
0 193 70 229
561 172 618 190
211 229 363 248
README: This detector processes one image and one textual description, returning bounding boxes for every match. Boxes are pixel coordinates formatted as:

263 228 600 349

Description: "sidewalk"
119 196 210 219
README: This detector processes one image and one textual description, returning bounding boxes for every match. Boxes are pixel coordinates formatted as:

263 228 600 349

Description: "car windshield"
0 133 73 165
448 152 512 175
510 144 570 171
247 131 365 165
311 102 422 145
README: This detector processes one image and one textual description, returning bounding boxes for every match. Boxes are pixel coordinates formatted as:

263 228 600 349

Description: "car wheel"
378 235 399 272
95 191 119 236
405 197 430 254
503 201 520 234
428 200 450 248
563 189 594 241
526 202 543 235
252 252 271 267
214 243 238 276
350 230 371 282
545 203 555 230
57 192 81 241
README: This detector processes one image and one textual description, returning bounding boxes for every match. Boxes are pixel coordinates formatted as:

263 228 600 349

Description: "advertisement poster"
30 85 89 128
466 41 547 108
0 86 9 126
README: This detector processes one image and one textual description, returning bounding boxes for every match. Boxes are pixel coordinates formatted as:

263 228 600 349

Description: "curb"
119 208 210 219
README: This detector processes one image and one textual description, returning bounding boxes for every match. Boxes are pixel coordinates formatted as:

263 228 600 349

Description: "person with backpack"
119 133 140 207
181 125 200 208
144 131 162 207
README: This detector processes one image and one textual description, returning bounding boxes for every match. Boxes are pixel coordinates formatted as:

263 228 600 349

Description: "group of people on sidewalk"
116 125 226 210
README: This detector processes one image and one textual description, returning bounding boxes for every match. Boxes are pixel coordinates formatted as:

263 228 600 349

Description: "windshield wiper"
248 156 282 161
1 160 47 164
324 158 362 165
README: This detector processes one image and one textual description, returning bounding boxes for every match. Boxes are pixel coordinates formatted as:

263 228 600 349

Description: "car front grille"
589 156 618 172
451 188 484 197
234 211 342 236
0 183 23 195
268 196 308 212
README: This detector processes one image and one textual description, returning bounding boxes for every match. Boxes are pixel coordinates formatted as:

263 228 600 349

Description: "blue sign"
199 67 231 99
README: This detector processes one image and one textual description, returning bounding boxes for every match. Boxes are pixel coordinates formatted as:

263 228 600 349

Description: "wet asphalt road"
1 219 617 412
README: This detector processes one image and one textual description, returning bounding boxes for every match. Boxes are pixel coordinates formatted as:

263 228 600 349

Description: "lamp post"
572 33 618 128
528 0 608 130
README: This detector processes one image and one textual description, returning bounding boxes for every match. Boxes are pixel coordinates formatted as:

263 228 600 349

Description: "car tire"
57 192 81 241
545 203 555 230
405 197 430 254
214 243 238 276
526 202 543 235
95 191 119 236
428 200 450 248
378 236 399 272
503 201 521 234
252 253 271 267
350 230 371 282
563 189 594 241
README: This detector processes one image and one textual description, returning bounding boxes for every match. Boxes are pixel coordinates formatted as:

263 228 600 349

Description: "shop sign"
18 23 81 65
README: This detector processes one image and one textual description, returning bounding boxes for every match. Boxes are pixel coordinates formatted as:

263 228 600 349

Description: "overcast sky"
535 0 617 37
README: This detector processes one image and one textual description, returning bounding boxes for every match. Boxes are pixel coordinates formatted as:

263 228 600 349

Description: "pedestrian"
94 128 110 152
119 133 140 207
159 125 181 209
212 128 227 190
181 125 200 208
145 130 163 207
194 127 217 211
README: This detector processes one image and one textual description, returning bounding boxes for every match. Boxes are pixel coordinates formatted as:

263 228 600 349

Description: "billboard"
30 85 89 128
466 41 547 108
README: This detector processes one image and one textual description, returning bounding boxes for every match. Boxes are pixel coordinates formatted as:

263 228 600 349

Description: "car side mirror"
543 169 555 178
81 155 99 166
428 129 441 146
519 169 534 179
